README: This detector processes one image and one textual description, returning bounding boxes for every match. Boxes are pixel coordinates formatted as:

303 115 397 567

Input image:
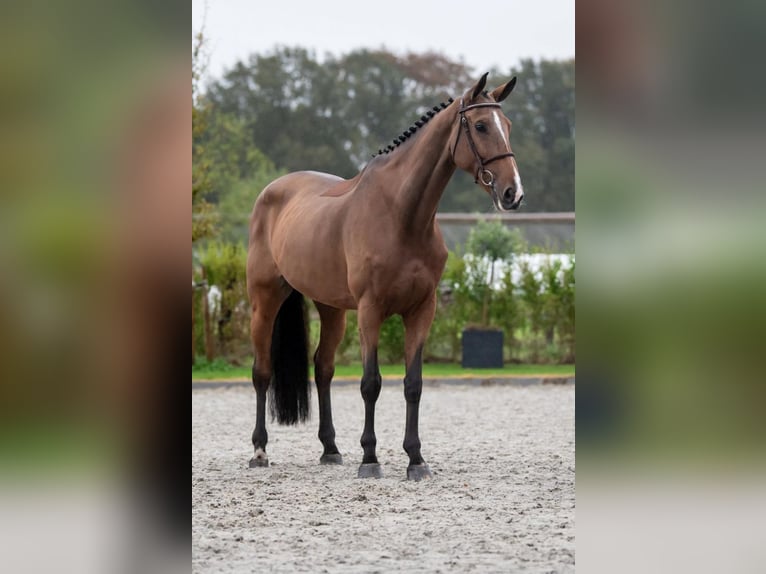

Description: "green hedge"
194 241 250 364
192 231 574 366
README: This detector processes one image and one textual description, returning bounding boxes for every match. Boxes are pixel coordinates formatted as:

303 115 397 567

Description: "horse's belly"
283 266 356 309
274 237 355 309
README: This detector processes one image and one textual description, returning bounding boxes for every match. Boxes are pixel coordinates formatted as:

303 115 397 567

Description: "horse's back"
255 171 347 209
250 171 346 243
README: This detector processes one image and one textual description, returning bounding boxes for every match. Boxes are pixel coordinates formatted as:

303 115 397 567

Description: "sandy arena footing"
193 383 574 573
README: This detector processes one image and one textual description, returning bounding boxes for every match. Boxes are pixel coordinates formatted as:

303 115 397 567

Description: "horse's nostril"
503 187 514 201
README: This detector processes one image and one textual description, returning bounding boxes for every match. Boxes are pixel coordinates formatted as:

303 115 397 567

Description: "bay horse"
246 73 523 480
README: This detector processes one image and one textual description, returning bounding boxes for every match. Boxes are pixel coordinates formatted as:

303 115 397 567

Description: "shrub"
196 240 250 362
336 310 359 365
378 315 406 364
190 237 575 368
517 256 544 361
192 282 206 360
334 312 405 366
557 259 576 361
491 269 523 361
429 237 575 365
428 250 472 361
464 220 522 327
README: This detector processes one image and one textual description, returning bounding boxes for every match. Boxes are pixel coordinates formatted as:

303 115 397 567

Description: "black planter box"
461 329 504 368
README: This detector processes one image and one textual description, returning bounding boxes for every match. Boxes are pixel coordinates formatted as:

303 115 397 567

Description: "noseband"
451 98 515 186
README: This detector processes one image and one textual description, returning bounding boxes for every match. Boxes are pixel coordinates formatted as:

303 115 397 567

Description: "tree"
192 30 218 242
207 47 358 177
194 107 286 242
465 220 522 327
203 48 575 214
495 58 575 212
216 153 284 243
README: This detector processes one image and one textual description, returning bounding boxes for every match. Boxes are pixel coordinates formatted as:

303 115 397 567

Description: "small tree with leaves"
465 220 521 328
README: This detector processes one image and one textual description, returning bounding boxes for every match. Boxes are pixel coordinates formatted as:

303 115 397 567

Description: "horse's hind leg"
401 295 437 481
313 302 346 464
248 283 287 468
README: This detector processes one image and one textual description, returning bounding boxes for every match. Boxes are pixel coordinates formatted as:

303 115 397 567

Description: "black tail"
269 289 310 425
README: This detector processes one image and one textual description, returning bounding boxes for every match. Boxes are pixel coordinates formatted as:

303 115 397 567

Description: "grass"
192 358 574 381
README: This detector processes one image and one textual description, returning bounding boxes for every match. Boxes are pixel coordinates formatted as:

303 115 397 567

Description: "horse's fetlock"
403 437 421 455
360 432 377 451
252 426 268 449
318 428 335 444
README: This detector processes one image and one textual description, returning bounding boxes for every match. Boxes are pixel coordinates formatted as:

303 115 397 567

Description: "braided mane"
371 97 454 157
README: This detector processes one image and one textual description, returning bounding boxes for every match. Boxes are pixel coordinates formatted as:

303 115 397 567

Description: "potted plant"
461 220 519 368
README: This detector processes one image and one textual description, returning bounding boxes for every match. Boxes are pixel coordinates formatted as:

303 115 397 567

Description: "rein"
451 99 514 187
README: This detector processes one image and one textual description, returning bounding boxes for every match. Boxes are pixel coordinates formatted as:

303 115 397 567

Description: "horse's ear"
491 76 517 102
470 72 489 100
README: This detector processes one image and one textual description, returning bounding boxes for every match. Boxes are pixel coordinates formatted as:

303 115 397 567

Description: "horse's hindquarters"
253 174 356 309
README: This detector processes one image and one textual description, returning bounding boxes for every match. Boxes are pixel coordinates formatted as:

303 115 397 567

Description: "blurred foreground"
577 0 766 571
0 1 188 572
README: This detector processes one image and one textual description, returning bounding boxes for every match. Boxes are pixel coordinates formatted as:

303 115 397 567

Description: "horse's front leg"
356 302 384 478
402 295 437 481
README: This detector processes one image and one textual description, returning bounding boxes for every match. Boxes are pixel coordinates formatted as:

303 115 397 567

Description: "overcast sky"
192 0 574 84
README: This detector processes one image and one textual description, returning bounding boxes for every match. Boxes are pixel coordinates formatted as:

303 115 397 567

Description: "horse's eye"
475 123 487 133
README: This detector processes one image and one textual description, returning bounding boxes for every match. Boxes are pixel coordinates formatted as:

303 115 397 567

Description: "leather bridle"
451 98 515 187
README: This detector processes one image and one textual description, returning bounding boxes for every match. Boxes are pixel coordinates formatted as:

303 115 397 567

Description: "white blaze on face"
491 110 511 153
511 157 524 203
492 109 524 204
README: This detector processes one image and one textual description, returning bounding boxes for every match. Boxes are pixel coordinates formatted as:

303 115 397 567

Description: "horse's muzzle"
500 187 524 211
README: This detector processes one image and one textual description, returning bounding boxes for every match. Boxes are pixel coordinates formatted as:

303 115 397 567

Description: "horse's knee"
313 351 335 387
251 364 270 393
360 350 382 402
403 375 422 403
361 372 382 403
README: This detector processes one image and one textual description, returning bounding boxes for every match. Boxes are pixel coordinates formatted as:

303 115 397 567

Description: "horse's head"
451 73 524 211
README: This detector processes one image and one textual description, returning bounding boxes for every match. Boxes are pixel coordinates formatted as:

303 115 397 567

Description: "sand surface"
192 383 574 573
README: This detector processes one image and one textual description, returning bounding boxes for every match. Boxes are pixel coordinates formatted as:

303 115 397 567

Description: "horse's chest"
371 257 441 309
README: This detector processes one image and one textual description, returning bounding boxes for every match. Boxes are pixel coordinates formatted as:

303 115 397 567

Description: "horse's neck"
381 107 458 236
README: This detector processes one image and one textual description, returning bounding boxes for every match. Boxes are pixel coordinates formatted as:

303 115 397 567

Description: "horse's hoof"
320 453 343 465
357 463 383 479
250 457 269 468
407 463 433 481
250 448 269 468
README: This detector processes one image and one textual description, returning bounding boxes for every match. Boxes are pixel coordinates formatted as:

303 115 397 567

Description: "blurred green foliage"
576 120 766 462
